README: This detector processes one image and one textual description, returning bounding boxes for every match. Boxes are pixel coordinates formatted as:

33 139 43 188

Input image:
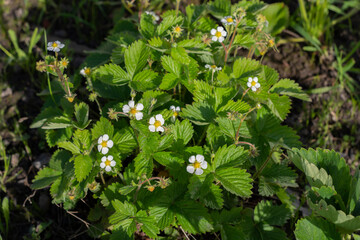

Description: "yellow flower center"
69 195 75 200
251 81 256 86
226 18 233 23
130 108 137 115
52 42 58 47
84 68 91 75
62 61 68 67
101 141 108 147
215 31 222 38
175 26 181 33
148 186 155 192
194 161 201 169
173 112 178 117
154 120 162 128
67 97 74 102
269 39 274 47
105 159 111 166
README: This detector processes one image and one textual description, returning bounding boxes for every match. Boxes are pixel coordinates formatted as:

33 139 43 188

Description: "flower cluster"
97 134 116 172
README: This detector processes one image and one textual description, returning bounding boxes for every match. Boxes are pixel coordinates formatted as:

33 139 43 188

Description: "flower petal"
98 136 103 144
254 77 258 82
201 161 208 169
247 82 252 88
107 140 114 148
217 26 224 32
212 36 218 42
149 125 156 132
255 83 260 88
187 165 195 174
156 126 164 132
128 100 135 108
135 112 143 120
101 156 107 162
149 117 155 124
122 105 130 113
218 37 224 42
175 106 181 112
251 86 257 92
100 162 105 168
110 160 116 167
189 156 196 163
196 154 204 163
102 147 109 155
136 103 144 111
103 134 109 141
98 145 102 152
205 64 210 69
195 168 204 175
221 31 227 37
170 105 175 110
248 77 253 82
105 166 111 172
48 42 52 47
210 29 216 35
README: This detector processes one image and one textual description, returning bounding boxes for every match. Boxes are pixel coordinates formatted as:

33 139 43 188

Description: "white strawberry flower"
170 105 181 121
122 100 144 120
145 11 160 23
47 40 65 52
149 114 165 132
221 16 235 26
247 77 261 92
186 154 208 175
210 26 227 43
80 67 91 77
100 155 116 172
205 64 222 72
97 134 114 155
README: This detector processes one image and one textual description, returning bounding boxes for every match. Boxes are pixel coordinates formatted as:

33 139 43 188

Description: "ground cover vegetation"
0 0 360 239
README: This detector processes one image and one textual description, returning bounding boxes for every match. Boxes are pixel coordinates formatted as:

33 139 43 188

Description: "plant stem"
235 106 257 142
235 141 256 150
253 147 276 179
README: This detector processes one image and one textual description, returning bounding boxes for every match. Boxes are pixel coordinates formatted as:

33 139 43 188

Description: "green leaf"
73 129 92 152
308 199 360 233
159 73 179 90
156 15 183 36
261 3 289 36
95 63 129 86
91 117 114 140
57 141 80 154
213 145 247 169
182 101 216 125
185 4 205 27
214 167 253 198
134 152 153 177
270 78 311 101
174 200 214 234
41 116 72 129
140 13 155 39
130 69 160 92
31 168 62 189
232 57 261 80
46 128 72 147
136 210 160 239
209 0 231 18
266 93 291 121
161 55 181 77
112 128 136 154
172 119 194 147
74 102 90 129
74 155 93 182
30 107 62 128
254 201 291 226
124 40 149 79
171 47 191 65
109 200 137 232
294 217 341 240
217 100 251 114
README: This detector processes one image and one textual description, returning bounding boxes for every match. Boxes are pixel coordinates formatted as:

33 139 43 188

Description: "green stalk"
298 0 309 29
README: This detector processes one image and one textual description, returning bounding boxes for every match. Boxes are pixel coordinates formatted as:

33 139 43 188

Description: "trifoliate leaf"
31 168 62 189
215 167 253 198
49 149 72 172
73 129 91 152
100 182 124 207
294 217 341 240
95 63 129 86
74 155 93 182
46 128 72 147
140 13 155 39
112 128 136 154
254 200 291 226
135 210 160 239
124 40 149 79
171 47 191 65
161 55 181 77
